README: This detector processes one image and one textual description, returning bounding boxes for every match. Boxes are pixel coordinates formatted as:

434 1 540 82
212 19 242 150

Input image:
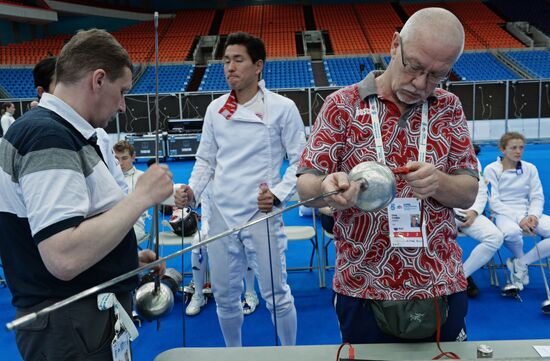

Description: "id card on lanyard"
112 330 131 361
367 97 429 248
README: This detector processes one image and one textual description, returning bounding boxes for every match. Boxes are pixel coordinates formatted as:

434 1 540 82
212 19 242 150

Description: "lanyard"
367 97 429 164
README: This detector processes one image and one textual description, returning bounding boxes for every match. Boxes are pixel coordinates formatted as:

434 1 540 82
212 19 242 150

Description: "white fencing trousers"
191 231 208 294
458 215 504 278
495 213 529 259
207 203 297 347
520 214 550 266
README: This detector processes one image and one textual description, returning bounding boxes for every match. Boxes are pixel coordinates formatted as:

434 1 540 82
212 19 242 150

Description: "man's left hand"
398 161 439 200
138 249 166 275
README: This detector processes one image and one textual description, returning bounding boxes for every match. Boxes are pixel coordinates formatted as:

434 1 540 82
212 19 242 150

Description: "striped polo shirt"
0 93 138 308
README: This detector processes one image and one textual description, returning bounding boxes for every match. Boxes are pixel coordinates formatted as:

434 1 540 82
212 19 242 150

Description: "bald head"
401 7 464 63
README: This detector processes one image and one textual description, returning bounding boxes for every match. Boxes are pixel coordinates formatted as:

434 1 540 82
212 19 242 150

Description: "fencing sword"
6 189 341 331
153 10 162 330
180 210 186 347
7 160 399 331
133 10 175 331
260 182 279 346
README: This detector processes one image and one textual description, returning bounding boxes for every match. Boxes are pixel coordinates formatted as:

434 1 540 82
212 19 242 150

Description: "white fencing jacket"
96 128 128 194
454 158 487 216
123 166 148 237
484 158 545 222
189 81 306 228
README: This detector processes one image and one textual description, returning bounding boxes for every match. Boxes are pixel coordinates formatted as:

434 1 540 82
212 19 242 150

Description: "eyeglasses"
399 36 450 84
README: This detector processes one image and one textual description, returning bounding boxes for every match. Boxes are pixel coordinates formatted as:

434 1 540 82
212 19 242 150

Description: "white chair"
154 219 198 279
137 232 151 250
283 193 323 288
157 229 196 247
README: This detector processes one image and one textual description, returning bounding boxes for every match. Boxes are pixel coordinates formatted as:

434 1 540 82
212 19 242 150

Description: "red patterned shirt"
298 72 478 300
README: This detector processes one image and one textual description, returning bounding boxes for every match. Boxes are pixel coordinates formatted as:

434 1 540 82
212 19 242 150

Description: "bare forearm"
296 173 329 208
433 171 478 209
39 193 150 281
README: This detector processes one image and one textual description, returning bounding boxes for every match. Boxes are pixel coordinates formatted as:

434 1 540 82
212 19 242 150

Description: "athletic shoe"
507 258 529 288
186 294 206 316
183 280 195 295
202 282 212 296
242 292 259 315
466 276 479 298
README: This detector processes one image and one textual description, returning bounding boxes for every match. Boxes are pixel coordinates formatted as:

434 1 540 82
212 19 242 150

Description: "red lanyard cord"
421 200 460 360
336 342 355 361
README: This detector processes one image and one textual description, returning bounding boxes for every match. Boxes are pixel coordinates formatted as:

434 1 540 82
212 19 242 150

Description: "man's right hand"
174 184 194 208
134 164 173 207
322 172 362 210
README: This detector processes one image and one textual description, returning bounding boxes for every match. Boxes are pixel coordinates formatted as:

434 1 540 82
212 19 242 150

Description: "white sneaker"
186 294 206 316
183 280 195 294
242 292 259 315
507 258 529 288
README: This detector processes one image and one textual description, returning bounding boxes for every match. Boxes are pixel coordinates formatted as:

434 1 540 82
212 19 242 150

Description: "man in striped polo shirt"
0 29 173 360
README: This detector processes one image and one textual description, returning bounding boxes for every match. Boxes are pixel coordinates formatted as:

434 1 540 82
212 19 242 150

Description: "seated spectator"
113 140 150 243
455 144 504 297
146 158 173 216
485 132 550 291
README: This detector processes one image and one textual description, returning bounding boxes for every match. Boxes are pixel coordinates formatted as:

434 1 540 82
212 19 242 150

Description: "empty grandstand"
0 3 550 359
0 0 548 136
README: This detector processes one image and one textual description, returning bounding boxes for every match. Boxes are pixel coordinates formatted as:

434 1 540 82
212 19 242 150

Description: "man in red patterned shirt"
297 8 478 343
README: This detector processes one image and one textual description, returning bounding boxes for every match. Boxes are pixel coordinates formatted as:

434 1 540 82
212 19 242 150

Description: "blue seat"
324 56 376 86
130 64 194 94
453 52 521 81
504 50 550 78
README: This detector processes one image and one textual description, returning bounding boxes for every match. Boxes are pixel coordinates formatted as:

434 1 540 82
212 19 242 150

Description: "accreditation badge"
112 330 131 361
387 198 426 248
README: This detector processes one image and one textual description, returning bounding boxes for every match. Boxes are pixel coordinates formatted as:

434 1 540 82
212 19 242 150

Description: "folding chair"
282 194 323 288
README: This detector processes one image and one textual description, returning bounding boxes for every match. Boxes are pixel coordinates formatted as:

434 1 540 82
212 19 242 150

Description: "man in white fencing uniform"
455 144 503 297
113 139 149 243
175 32 305 346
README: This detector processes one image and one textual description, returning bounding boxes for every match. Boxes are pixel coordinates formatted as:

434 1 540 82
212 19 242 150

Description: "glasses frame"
399 36 451 84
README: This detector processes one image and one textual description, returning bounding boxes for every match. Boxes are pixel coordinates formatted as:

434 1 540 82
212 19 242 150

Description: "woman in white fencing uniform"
485 132 550 290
